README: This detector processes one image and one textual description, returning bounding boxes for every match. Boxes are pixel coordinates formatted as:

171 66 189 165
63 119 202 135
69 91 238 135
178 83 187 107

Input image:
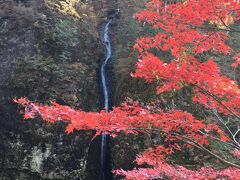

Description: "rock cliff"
0 0 118 179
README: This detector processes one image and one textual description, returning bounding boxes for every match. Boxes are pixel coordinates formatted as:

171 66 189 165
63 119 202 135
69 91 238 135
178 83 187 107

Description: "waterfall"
101 19 112 112
100 19 112 180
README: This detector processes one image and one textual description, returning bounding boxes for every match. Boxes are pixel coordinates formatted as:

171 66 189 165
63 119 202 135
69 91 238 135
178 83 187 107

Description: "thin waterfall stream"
100 19 112 180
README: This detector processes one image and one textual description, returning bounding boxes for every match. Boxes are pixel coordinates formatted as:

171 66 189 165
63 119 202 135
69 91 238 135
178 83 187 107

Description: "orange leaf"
65 123 74 134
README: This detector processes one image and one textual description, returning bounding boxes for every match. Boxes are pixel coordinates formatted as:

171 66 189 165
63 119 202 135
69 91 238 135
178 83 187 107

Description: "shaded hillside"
0 0 117 179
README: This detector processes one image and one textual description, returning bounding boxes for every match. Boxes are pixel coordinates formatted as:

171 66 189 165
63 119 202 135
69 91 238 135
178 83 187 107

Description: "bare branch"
198 130 240 150
213 109 240 147
194 84 240 121
128 127 240 168
179 135 240 169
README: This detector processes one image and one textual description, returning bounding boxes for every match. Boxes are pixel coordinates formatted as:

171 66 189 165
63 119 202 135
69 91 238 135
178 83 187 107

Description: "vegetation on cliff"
0 0 112 179
16 0 240 179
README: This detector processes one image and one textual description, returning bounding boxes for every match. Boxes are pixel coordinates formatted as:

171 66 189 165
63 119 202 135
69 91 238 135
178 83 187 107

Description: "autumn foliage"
15 0 240 179
133 0 240 115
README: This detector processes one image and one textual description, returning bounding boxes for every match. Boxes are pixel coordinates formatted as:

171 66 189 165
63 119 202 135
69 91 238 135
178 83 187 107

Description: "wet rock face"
0 124 93 179
0 0 105 179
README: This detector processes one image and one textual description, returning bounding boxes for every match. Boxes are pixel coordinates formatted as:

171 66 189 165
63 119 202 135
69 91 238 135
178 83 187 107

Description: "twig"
213 109 240 147
218 15 240 33
129 127 240 168
177 134 240 169
194 84 240 121
198 129 240 149
192 25 240 33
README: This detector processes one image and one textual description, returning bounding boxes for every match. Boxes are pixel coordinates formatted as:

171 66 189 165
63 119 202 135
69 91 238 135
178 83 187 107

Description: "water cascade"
100 19 112 180
101 20 112 112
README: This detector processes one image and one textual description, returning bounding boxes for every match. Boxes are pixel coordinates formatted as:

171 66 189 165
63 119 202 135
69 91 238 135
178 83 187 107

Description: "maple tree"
15 0 240 179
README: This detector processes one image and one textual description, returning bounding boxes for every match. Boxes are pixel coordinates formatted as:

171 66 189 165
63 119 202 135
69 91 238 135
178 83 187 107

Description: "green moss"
11 55 99 110
45 18 80 62
13 55 63 90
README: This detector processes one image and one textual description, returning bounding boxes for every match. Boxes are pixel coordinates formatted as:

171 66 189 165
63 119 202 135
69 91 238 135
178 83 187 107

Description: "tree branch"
192 25 240 33
176 134 240 169
212 109 240 147
199 129 240 149
129 127 240 168
193 84 240 121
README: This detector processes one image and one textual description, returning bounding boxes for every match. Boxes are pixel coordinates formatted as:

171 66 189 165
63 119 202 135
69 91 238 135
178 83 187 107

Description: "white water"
101 20 112 111
100 19 112 180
